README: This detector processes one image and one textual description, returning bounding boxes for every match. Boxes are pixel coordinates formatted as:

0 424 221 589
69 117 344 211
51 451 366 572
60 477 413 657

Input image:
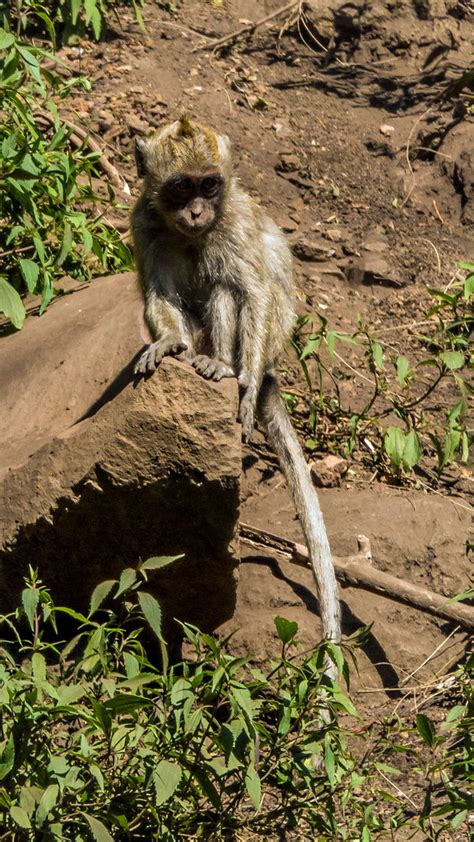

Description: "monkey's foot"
238 388 256 443
135 338 188 375
191 355 234 381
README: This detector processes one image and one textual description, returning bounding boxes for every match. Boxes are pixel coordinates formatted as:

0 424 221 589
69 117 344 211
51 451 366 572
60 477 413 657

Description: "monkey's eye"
201 176 221 197
174 177 194 196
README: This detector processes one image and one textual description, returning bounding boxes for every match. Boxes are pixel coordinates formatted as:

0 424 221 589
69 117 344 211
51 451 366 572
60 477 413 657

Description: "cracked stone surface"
0 274 241 637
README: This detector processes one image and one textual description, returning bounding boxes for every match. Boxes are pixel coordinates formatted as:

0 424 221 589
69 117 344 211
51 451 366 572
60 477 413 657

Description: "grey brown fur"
132 117 341 661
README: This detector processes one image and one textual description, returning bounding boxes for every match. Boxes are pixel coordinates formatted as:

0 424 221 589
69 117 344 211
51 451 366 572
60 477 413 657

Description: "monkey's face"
160 171 224 238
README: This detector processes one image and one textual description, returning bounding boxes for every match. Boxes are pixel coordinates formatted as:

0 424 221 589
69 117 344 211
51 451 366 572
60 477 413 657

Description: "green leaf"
19 259 40 294
0 276 25 329
439 350 465 370
332 685 358 717
402 430 421 470
274 616 298 645
139 555 183 572
32 652 46 684
84 814 115 842
0 29 15 50
416 713 436 747
451 809 468 829
55 222 73 268
21 587 39 631
0 736 15 780
10 806 31 829
244 763 261 810
230 684 254 721
396 355 411 387
153 760 182 806
384 426 405 471
324 736 336 785
36 784 59 826
137 591 163 642
89 580 116 615
70 0 82 25
372 342 384 371
115 568 137 598
463 273 474 300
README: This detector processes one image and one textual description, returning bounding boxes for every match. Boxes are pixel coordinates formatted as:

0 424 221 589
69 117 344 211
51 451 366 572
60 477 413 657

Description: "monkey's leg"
258 373 341 671
136 291 194 375
192 287 236 382
237 292 270 441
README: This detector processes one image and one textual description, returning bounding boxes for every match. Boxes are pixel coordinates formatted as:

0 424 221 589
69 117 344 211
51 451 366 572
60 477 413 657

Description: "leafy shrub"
0 565 471 840
0 25 132 328
6 0 145 43
291 263 473 481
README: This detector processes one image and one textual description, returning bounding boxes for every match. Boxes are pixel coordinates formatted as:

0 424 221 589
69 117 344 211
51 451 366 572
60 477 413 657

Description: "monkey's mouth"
175 220 213 237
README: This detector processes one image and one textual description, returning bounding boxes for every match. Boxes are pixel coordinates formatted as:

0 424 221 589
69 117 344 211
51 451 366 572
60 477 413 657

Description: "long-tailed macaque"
132 116 341 666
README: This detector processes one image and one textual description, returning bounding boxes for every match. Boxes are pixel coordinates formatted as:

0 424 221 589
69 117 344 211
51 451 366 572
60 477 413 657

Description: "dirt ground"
54 0 472 739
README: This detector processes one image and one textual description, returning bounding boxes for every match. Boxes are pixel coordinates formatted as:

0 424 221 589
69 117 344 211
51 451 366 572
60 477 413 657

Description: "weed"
290 264 473 482
0 566 470 839
0 21 132 328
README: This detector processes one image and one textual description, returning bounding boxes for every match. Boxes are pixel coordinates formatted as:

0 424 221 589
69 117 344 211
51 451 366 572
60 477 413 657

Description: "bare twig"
417 238 442 273
432 199 445 224
400 105 435 209
193 0 299 53
401 626 460 685
240 523 474 629
35 111 131 197
0 244 35 260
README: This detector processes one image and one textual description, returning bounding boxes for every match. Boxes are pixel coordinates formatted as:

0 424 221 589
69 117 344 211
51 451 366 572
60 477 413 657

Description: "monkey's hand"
135 337 188 375
238 383 257 443
192 355 234 382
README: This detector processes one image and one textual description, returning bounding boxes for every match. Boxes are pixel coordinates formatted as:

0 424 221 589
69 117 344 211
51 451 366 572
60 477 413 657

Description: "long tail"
258 373 341 647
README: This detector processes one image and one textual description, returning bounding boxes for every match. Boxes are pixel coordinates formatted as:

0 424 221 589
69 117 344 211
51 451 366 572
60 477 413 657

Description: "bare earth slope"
18 1 474 692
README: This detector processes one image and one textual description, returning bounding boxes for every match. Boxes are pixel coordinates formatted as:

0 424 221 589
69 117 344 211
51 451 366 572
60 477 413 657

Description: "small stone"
379 123 395 136
277 152 302 172
278 215 298 233
311 455 348 488
126 114 149 133
292 236 336 262
345 254 403 288
325 227 344 243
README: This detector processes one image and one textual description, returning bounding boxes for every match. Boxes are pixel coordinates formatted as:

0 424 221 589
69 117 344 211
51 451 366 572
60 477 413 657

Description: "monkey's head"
135 115 232 238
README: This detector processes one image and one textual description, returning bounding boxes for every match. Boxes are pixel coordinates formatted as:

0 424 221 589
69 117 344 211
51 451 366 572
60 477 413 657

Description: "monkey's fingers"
135 344 160 374
169 342 188 357
135 339 188 375
238 391 256 443
192 355 234 381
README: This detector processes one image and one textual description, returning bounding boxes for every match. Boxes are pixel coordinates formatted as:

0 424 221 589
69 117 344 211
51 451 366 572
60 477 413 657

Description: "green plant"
6 0 146 43
413 653 473 834
0 566 471 839
0 23 133 328
290 264 473 482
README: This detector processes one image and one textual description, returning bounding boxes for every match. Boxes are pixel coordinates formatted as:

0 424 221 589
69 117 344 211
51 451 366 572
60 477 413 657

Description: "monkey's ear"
216 133 232 169
135 137 149 178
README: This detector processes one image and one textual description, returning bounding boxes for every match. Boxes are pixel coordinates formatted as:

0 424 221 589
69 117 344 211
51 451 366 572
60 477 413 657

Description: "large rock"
0 274 241 637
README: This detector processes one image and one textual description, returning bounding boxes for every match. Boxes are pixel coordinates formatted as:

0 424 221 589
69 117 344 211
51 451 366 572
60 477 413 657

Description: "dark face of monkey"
161 170 224 237
135 116 232 241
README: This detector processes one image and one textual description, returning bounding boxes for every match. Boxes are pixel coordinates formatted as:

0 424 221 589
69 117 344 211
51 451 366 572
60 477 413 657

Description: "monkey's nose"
189 198 204 220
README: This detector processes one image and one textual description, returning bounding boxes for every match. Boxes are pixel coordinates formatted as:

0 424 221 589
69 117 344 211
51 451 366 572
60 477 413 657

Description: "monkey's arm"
192 285 236 381
134 236 194 374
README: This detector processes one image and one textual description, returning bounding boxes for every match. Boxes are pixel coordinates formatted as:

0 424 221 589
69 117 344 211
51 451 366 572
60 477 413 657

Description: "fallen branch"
240 523 474 630
193 0 299 53
35 111 131 197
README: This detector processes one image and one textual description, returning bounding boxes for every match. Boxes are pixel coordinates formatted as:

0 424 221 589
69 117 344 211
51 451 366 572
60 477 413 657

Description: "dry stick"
193 0 299 53
240 523 474 630
35 112 131 197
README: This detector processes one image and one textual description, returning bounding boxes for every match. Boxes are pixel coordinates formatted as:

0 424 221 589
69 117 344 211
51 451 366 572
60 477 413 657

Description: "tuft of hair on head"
177 113 195 138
